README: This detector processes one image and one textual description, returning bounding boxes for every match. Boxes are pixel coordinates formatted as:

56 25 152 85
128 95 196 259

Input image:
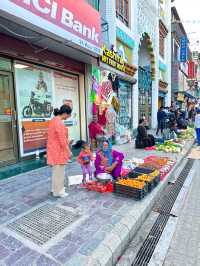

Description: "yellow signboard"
101 45 136 76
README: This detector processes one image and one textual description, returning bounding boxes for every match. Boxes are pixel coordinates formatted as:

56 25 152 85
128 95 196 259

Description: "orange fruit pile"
117 178 145 189
136 175 154 182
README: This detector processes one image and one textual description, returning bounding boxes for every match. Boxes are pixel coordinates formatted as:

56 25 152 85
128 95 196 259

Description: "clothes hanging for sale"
98 108 107 126
106 106 117 137
111 96 120 113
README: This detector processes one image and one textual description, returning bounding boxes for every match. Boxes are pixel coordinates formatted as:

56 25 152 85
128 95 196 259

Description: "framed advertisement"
15 62 53 156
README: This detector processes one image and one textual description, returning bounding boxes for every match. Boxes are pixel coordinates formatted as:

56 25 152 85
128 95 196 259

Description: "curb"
88 140 194 266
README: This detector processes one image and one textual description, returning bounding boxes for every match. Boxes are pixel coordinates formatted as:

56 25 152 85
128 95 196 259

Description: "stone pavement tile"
0 232 8 242
93 230 109 242
0 245 10 260
4 246 31 266
13 250 41 266
65 253 89 266
54 242 79 264
79 238 102 256
2 235 22 252
48 240 70 257
35 255 60 266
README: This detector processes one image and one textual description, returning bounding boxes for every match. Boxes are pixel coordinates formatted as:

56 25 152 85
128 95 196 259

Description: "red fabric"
47 117 70 165
98 109 107 126
144 146 156 151
93 103 97 114
88 122 104 139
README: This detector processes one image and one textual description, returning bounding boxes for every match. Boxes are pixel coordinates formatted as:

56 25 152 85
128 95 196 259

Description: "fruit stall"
82 155 175 200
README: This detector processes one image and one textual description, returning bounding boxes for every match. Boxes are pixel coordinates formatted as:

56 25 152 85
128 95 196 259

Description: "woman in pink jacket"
47 105 72 197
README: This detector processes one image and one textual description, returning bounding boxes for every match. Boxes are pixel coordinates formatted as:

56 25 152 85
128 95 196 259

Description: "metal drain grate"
153 159 194 215
8 204 80 246
132 159 194 266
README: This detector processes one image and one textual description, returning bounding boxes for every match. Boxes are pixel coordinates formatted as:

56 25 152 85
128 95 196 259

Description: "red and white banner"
188 60 195 79
0 0 102 55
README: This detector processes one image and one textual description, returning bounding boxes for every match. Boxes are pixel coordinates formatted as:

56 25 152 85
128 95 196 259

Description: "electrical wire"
0 22 40 39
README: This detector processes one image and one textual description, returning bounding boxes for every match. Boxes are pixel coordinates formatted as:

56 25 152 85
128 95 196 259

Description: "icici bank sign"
0 0 102 55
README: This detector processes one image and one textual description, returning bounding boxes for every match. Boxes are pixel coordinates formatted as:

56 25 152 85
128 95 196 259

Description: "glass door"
0 71 18 165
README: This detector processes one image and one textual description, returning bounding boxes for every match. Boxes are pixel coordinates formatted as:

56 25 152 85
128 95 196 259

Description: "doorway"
0 71 18 165
138 67 152 123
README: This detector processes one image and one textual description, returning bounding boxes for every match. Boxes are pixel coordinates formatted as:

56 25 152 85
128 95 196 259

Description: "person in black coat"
135 119 155 149
156 106 167 135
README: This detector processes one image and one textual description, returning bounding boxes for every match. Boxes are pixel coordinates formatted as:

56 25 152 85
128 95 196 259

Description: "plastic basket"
113 182 148 200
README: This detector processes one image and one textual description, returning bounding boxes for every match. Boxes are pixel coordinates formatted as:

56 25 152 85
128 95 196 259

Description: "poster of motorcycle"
16 68 53 119
15 64 53 156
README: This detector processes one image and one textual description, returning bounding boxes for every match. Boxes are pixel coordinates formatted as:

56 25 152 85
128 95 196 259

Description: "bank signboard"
0 0 101 55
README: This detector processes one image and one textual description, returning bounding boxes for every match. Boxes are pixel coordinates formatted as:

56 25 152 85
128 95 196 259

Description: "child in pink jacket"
77 143 93 184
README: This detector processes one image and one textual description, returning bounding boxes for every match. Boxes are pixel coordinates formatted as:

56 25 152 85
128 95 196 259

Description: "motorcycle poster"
15 65 53 156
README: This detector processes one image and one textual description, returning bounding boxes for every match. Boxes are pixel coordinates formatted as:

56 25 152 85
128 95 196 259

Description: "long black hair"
53 105 72 116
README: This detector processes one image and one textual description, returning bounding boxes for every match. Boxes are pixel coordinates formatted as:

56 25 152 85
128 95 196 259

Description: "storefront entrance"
138 67 152 123
118 80 132 130
0 71 18 165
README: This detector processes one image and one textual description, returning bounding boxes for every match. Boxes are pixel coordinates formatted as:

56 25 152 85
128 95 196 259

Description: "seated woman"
95 140 124 180
135 119 155 149
177 113 188 130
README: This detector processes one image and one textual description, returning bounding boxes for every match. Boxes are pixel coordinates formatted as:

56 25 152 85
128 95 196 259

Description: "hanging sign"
188 61 195 79
101 45 137 76
180 37 188 62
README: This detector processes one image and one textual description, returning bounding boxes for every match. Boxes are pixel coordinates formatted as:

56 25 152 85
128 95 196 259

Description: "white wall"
138 40 151 67
137 0 159 128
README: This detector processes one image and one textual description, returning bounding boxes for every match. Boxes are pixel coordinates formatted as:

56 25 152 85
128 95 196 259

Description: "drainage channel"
131 159 194 266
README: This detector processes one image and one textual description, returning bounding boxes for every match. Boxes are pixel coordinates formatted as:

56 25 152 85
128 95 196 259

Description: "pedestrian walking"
156 107 167 136
47 105 72 197
195 109 200 146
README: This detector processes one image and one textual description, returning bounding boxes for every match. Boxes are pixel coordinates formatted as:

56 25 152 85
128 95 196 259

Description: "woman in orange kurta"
47 105 72 197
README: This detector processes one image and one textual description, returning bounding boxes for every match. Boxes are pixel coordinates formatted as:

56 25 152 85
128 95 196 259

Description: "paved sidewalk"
163 160 200 266
0 141 193 266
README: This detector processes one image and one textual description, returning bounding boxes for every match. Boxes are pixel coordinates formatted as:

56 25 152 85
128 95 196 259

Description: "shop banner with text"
180 37 188 63
1 0 101 55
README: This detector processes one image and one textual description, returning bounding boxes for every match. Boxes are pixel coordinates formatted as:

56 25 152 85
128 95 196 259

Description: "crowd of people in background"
136 100 200 149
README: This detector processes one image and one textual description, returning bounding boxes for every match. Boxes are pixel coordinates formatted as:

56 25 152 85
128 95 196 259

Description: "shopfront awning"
99 62 137 84
184 91 196 99
175 91 196 100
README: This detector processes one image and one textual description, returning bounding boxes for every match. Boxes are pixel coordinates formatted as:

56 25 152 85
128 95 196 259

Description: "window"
87 0 99 11
116 0 129 27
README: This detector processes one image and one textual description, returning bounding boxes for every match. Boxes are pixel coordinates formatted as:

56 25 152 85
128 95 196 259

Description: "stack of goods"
84 181 113 193
156 140 183 153
144 155 175 181
114 179 148 200
114 166 160 200
131 167 160 191
179 128 195 140
143 156 168 169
